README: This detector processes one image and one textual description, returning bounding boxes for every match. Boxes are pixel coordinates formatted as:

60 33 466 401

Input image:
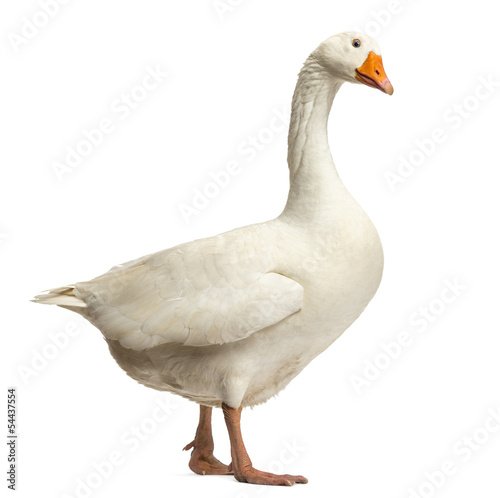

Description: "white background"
2 1 499 497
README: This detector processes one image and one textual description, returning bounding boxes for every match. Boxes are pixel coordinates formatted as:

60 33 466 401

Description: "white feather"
34 32 387 409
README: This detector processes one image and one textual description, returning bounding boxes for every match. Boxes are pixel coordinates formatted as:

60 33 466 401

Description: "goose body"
103 211 382 408
34 32 393 485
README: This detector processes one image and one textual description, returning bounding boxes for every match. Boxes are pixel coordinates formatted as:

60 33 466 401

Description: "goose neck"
281 56 345 225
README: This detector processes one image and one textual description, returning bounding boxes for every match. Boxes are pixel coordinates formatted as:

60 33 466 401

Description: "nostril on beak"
375 69 380 76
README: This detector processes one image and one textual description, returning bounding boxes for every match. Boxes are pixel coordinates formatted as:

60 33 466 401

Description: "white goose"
34 32 393 486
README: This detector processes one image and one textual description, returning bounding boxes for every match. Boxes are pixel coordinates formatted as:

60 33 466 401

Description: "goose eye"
352 39 361 48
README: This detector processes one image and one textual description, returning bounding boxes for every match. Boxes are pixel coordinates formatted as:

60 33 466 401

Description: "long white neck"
280 55 348 226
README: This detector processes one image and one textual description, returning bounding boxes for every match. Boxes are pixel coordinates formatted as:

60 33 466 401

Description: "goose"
33 31 393 486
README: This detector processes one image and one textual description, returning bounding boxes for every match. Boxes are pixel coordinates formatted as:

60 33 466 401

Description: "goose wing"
75 230 303 350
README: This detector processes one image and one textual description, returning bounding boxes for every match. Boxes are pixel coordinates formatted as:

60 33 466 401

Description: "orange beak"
355 51 394 95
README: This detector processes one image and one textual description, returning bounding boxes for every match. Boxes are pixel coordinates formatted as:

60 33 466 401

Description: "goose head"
314 31 394 95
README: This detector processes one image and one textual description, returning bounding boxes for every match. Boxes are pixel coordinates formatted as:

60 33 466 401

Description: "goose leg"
183 405 232 475
222 403 308 486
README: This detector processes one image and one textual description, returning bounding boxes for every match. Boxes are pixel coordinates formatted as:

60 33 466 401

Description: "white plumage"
34 32 391 412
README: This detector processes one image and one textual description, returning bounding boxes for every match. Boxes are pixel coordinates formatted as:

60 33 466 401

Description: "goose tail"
32 285 87 308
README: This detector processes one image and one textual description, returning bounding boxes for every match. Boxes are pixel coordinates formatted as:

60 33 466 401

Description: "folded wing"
75 238 303 350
